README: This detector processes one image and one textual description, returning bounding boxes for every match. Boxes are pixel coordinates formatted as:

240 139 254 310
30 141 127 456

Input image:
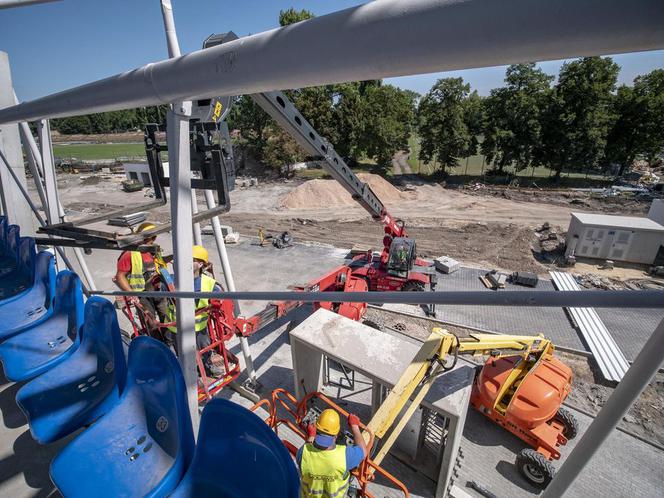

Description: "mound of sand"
281 173 409 209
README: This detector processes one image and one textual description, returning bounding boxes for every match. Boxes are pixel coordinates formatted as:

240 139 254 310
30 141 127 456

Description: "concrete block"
435 256 460 274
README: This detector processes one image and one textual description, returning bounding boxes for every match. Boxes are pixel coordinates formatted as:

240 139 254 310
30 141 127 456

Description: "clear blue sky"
1 0 662 102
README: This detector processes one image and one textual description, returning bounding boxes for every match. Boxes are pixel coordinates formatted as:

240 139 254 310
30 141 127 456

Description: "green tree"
539 57 620 179
632 69 664 163
361 84 415 169
606 70 664 175
481 63 552 173
417 78 472 172
333 83 364 161
463 91 484 157
52 115 92 134
605 85 639 175
293 86 339 146
228 95 273 161
278 7 314 26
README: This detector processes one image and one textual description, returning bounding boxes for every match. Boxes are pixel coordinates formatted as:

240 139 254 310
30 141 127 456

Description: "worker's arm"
115 270 132 292
348 414 367 459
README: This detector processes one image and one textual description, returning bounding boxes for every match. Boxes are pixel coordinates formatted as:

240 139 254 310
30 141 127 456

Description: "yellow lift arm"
366 328 554 465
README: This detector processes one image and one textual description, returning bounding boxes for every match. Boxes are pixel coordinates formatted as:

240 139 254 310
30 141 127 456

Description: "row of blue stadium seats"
0 219 298 497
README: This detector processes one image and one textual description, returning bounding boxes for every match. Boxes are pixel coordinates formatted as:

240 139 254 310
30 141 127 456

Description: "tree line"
51 105 168 135
419 60 664 179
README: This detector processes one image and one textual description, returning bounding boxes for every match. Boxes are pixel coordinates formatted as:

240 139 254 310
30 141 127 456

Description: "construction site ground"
9 171 662 496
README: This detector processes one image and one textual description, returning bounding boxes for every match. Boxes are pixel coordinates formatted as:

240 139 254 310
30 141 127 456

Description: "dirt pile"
280 173 409 209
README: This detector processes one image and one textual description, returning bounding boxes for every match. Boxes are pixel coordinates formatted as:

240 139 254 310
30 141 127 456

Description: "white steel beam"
159 0 202 247
0 0 60 9
36 119 63 269
167 102 199 431
0 0 662 124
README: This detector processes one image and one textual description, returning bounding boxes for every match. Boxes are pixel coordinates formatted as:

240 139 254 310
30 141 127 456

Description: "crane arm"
202 32 406 240
365 328 555 465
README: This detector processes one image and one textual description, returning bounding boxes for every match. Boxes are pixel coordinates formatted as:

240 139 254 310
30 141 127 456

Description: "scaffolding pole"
167 102 199 431
542 316 664 497
159 0 256 388
159 0 201 247
36 119 63 269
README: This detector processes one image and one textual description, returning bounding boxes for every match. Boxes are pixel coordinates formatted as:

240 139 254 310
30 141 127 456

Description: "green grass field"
53 143 146 161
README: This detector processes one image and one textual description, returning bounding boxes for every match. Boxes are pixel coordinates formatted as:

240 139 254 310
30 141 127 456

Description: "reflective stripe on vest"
127 251 145 291
300 444 349 498
166 274 216 333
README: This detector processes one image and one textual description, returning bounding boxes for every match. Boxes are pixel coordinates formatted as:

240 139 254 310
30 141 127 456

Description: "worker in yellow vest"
164 245 224 377
115 222 169 337
297 409 368 498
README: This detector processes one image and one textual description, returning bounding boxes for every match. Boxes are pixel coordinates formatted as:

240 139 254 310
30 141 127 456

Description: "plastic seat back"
172 398 299 498
0 216 7 252
0 238 36 298
1 224 19 262
50 337 194 498
14 296 128 444
53 271 85 343
79 297 127 393
127 337 195 467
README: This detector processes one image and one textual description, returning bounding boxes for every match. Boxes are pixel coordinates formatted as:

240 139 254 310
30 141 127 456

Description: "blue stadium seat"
0 250 56 336
50 336 195 498
0 237 36 300
16 297 127 444
0 224 20 272
171 398 300 498
0 216 8 262
0 271 83 382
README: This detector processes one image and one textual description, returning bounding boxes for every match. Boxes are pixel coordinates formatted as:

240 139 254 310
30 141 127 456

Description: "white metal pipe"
36 119 63 269
1 0 662 124
167 104 199 432
542 316 664 497
202 189 257 385
0 0 60 9
88 289 664 309
159 0 202 246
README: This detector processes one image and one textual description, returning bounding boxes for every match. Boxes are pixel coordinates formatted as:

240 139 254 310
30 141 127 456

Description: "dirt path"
392 151 413 175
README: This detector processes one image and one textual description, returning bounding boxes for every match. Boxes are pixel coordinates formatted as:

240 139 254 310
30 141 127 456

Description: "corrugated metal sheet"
549 271 629 382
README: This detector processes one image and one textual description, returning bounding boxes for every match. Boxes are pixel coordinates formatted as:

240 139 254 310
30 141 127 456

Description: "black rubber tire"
554 407 579 440
362 319 382 331
402 280 425 292
516 448 556 488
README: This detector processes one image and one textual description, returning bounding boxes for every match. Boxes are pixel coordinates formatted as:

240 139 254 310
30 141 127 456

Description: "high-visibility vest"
126 252 147 291
166 274 216 333
300 444 349 498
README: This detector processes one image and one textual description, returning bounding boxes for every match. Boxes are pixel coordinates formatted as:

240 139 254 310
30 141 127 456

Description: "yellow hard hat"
316 409 341 436
192 245 209 264
137 222 157 234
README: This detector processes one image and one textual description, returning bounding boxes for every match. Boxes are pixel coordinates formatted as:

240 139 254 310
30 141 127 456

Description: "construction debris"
107 212 149 228
511 271 539 287
224 232 240 244
486 270 507 288
434 256 460 274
